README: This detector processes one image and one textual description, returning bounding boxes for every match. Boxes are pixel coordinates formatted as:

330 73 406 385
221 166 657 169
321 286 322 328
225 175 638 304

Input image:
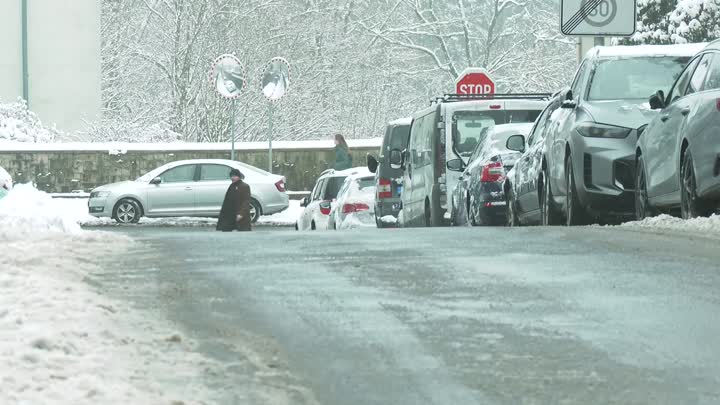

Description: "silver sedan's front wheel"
113 199 141 224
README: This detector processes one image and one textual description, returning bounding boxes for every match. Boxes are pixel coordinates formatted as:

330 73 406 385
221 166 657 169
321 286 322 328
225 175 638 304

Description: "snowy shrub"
0 99 59 143
625 0 720 44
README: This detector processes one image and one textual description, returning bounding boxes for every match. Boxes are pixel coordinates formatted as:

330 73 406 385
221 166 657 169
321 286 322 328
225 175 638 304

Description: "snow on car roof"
388 117 412 126
587 43 707 59
490 123 534 136
332 167 372 178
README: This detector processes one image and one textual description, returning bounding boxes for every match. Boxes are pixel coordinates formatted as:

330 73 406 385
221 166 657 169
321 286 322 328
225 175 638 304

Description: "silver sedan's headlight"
90 191 111 198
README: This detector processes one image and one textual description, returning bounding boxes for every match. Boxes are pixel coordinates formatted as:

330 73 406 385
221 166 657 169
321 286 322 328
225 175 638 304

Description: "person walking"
334 134 353 171
216 168 252 232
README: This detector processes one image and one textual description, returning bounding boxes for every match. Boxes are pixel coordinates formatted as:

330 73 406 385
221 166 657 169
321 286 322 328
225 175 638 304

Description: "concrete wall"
0 146 379 193
0 0 101 132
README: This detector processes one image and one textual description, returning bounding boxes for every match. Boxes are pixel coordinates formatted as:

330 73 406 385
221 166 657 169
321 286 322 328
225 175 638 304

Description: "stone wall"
0 145 379 193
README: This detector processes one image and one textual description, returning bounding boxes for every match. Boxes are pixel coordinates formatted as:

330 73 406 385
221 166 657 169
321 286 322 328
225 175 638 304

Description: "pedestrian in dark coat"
334 134 353 171
217 168 252 232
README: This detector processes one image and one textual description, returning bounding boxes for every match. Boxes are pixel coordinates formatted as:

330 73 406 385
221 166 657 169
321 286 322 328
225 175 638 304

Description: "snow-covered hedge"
0 99 59 143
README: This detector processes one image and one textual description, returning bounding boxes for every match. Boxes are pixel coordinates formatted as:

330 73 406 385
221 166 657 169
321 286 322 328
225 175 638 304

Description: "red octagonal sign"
455 68 495 96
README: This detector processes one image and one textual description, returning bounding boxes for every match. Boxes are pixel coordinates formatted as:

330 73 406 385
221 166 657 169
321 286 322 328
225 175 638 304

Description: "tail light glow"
275 178 286 192
489 104 502 110
378 178 392 199
319 201 332 215
480 162 505 183
342 203 370 214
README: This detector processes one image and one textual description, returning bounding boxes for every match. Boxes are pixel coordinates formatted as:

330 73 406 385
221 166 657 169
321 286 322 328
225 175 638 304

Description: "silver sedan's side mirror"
150 177 162 185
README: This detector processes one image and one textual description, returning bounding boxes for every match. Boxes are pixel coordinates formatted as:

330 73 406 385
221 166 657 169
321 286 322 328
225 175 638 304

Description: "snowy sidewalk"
0 186 218 403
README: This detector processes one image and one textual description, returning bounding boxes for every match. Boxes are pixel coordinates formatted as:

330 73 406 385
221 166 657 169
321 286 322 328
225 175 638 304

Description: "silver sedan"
89 159 289 224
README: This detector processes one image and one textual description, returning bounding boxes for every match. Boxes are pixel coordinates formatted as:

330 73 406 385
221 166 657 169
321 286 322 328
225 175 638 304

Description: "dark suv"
542 44 702 225
368 118 411 228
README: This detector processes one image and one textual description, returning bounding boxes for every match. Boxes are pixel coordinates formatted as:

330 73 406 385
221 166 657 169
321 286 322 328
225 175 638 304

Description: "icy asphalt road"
94 225 720 405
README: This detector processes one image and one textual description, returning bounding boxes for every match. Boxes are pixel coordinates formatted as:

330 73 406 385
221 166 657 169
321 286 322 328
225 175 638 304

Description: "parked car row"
358 41 719 230
296 167 376 231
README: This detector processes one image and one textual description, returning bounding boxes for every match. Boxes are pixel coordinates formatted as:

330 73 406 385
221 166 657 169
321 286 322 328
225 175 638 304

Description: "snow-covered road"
97 225 720 405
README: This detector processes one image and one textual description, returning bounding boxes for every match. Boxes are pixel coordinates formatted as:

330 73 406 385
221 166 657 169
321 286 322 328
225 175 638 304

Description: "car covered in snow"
0 166 12 199
296 167 367 231
327 171 376 230
88 159 289 224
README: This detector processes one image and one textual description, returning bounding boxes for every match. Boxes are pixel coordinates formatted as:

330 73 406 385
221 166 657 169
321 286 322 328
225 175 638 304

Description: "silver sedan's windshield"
588 56 690 101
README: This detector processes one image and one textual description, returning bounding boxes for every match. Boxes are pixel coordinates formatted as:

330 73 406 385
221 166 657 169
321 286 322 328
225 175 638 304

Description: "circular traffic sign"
210 54 246 99
261 57 291 102
581 0 617 27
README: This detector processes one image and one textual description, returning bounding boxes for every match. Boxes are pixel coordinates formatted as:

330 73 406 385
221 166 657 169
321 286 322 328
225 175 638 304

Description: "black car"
367 118 411 228
448 123 532 226
637 41 720 219
505 92 566 226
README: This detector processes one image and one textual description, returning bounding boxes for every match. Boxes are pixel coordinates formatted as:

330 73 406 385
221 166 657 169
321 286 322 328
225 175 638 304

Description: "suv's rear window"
588 56 690 101
386 125 410 150
324 177 347 199
453 110 541 157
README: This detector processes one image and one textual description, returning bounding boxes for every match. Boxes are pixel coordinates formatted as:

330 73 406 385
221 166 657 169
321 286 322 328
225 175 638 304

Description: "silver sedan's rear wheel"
113 199 141 224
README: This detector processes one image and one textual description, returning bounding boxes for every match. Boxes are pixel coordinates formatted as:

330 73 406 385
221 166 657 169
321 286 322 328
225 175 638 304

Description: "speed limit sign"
561 0 636 36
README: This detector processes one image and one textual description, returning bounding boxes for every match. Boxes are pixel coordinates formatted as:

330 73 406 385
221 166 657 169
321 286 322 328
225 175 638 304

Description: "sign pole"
231 98 237 160
268 102 274 173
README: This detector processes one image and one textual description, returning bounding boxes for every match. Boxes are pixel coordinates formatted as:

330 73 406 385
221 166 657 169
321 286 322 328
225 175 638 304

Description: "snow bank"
257 199 303 227
381 215 398 225
0 232 218 404
0 184 91 237
621 214 720 238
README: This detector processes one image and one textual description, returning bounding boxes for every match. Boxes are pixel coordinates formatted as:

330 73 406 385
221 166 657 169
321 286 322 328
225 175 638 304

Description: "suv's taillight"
320 201 332 215
275 178 286 192
378 178 392 199
480 162 505 183
342 203 370 214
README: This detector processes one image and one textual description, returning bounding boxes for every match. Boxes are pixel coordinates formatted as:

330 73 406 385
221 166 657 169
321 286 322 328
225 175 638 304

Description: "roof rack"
430 93 553 105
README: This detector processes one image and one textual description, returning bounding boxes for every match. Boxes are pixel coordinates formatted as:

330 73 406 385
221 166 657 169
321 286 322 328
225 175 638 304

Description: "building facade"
0 0 101 133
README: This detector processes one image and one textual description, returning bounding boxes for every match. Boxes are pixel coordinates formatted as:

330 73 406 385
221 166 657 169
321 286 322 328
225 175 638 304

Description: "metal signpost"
561 0 636 36
261 57 291 174
209 54 246 160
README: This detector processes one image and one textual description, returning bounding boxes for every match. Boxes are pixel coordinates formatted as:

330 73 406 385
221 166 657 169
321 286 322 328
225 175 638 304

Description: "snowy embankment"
620 214 720 239
53 196 304 227
0 186 217 403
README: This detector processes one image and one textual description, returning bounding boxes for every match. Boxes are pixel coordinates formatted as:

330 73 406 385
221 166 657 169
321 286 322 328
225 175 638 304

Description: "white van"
391 94 550 227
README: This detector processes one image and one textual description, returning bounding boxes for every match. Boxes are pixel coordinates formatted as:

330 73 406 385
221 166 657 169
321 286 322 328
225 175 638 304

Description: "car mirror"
506 134 525 153
446 158 465 172
389 149 403 169
561 89 576 109
300 197 310 207
367 154 379 174
649 90 666 110
150 177 162 185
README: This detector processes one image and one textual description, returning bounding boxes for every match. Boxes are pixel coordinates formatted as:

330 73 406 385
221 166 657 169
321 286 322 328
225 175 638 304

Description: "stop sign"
455 68 495 96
